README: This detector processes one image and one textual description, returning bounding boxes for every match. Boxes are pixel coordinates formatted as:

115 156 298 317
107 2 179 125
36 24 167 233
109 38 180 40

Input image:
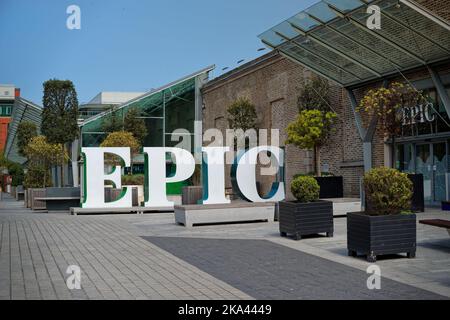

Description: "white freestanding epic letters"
81 147 132 208
201 147 230 205
233 146 285 203
143 147 195 208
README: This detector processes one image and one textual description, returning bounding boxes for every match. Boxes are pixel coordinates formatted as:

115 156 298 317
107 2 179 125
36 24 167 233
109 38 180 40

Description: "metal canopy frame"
258 0 450 88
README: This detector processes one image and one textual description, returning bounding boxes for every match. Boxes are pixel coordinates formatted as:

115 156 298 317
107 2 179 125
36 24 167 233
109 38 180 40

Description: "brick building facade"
202 52 363 199
202 0 450 203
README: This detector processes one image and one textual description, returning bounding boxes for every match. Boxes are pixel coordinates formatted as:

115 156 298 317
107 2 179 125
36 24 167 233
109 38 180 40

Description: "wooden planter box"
315 176 344 199
105 187 138 206
279 200 334 240
31 188 47 211
347 212 417 262
182 186 203 205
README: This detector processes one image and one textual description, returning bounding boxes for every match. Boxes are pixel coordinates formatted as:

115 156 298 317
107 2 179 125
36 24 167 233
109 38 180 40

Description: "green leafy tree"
286 110 337 177
0 155 24 187
227 97 258 132
101 107 124 134
100 131 140 168
357 82 426 167
41 79 79 186
124 107 147 144
298 76 331 112
25 136 68 188
17 121 38 158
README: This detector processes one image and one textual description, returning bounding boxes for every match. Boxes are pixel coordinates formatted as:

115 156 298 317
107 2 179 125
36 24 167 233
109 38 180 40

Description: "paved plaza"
0 193 449 300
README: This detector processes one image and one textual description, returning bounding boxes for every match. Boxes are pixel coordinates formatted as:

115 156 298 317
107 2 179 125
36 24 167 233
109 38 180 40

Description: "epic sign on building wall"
81 146 285 209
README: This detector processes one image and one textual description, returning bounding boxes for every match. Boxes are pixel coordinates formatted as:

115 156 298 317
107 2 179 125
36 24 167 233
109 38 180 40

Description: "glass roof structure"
80 66 214 152
259 0 450 87
4 97 42 164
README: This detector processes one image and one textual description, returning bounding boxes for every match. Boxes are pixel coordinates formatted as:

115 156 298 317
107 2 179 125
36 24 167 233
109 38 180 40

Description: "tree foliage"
101 107 124 134
100 131 140 166
286 110 337 150
124 107 147 144
298 76 331 112
363 167 413 216
357 82 426 138
286 110 337 177
100 131 140 153
0 155 24 187
17 121 38 158
291 175 320 203
227 97 258 132
41 79 79 186
41 79 79 144
24 136 68 188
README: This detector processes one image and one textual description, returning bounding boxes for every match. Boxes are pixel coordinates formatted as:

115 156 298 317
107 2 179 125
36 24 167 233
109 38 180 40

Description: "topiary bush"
121 174 145 186
291 176 320 203
363 167 413 216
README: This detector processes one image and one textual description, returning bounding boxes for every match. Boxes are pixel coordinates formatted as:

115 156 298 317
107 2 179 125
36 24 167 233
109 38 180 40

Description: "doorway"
397 141 449 206
415 142 448 205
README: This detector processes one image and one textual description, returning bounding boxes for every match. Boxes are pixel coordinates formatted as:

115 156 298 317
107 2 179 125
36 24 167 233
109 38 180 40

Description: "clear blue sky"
0 0 317 104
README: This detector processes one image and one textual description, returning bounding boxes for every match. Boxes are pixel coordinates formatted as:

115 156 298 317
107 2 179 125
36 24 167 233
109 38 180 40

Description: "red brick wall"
0 118 11 153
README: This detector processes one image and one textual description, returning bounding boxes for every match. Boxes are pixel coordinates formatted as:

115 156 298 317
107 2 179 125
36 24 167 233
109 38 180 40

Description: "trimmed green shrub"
363 167 413 216
291 176 320 203
121 174 145 186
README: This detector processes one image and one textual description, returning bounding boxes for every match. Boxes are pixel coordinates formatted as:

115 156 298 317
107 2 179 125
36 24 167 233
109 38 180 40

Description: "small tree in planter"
279 176 334 240
347 167 415 262
286 109 337 177
24 136 67 188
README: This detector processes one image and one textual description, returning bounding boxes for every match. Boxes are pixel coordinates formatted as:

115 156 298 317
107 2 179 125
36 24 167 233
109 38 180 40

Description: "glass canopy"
259 0 450 87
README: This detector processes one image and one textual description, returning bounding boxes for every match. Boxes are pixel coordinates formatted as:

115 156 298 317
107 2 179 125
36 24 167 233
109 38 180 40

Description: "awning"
258 0 450 87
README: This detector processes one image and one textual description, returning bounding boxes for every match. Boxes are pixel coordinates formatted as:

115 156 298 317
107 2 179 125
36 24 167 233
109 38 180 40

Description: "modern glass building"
77 66 213 194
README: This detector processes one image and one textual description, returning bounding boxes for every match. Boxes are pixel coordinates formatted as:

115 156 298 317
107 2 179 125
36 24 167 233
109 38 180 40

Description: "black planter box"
347 212 417 262
314 176 343 199
408 174 424 212
279 200 334 240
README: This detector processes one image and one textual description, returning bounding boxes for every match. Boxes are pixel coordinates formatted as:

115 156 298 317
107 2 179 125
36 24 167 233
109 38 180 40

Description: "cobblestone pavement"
0 194 250 300
144 237 445 300
1 192 449 300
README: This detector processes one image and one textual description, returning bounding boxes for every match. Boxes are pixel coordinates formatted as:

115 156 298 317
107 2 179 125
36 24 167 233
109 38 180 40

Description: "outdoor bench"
174 202 276 227
34 197 81 212
420 219 450 236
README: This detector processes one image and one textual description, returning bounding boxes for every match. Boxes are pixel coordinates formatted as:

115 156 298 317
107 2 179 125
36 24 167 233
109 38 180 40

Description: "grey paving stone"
144 236 448 300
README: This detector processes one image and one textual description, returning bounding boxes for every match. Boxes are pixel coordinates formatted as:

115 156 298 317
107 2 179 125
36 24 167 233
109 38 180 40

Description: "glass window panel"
323 0 363 12
305 1 338 23
351 2 448 63
164 86 195 134
128 91 164 118
280 42 359 85
272 21 299 40
288 12 319 31
258 30 286 47
82 133 106 148
292 35 374 79
143 118 163 147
